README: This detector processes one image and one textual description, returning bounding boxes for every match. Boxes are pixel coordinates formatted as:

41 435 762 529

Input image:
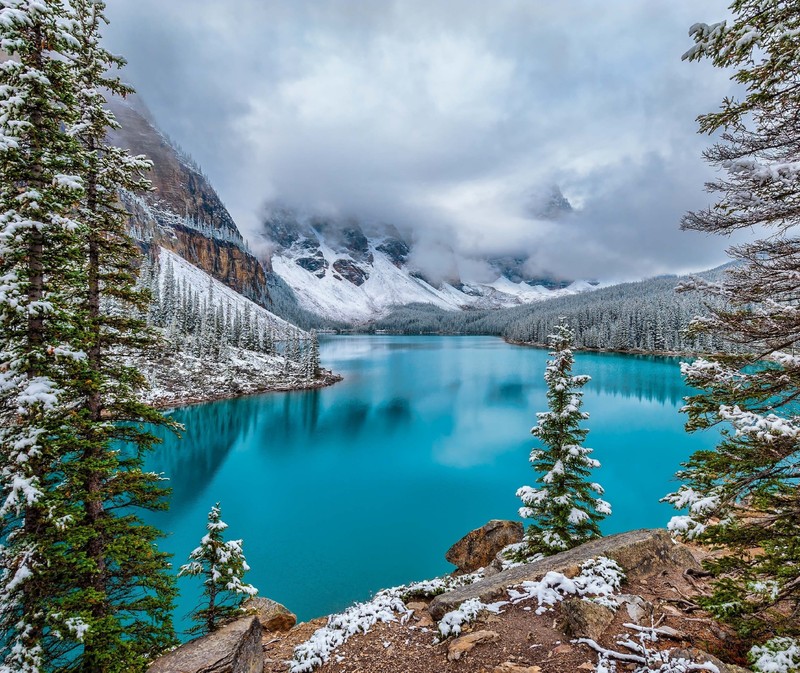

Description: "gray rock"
446 520 524 574
614 594 653 624
430 529 697 620
561 598 615 640
147 616 263 673
242 597 296 632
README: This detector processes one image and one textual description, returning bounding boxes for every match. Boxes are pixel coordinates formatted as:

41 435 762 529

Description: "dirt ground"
261 545 751 673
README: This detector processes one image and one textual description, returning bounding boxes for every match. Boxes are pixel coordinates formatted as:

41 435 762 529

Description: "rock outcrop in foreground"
148 616 263 673
244 597 297 633
151 529 754 673
445 519 524 574
430 528 697 619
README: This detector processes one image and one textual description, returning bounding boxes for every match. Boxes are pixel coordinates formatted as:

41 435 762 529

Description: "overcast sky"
104 0 738 281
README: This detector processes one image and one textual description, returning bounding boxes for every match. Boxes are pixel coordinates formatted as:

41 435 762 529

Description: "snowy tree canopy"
665 0 800 648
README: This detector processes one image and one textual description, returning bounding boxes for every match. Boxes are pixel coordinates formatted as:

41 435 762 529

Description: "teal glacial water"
144 335 718 636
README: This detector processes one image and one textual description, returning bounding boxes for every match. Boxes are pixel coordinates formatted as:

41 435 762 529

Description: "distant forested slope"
370 266 731 354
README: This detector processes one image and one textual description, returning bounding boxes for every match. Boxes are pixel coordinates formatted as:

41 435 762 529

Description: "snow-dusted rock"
147 615 262 673
561 597 615 641
446 519 524 574
429 529 697 620
243 597 296 632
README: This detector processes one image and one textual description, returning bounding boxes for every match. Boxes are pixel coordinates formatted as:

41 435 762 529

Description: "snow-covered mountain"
112 94 596 328
108 95 272 306
257 205 596 323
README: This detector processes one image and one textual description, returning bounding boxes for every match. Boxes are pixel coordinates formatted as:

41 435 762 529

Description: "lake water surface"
145 335 717 634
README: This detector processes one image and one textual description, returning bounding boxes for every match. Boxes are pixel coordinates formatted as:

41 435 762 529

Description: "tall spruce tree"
308 330 321 379
61 1 179 670
516 321 610 556
664 0 800 649
178 504 258 636
0 1 177 670
0 2 89 670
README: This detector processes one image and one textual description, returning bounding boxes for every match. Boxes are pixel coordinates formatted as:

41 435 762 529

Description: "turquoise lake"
144 335 718 635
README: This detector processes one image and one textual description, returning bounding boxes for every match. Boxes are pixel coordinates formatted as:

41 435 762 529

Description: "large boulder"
147 616 263 673
446 520 524 573
242 597 296 632
430 529 698 620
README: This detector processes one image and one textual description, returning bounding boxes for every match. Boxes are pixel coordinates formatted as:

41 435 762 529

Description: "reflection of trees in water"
485 379 527 407
581 355 689 406
246 391 415 456
381 398 412 430
146 400 260 512
482 356 689 410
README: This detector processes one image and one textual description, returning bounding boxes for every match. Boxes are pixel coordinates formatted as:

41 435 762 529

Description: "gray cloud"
104 0 737 281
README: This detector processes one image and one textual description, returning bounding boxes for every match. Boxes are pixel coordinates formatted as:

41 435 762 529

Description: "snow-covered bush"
749 638 800 673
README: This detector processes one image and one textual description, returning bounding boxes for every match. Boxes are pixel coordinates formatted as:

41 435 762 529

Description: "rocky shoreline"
131 343 344 410
149 524 755 673
151 370 343 410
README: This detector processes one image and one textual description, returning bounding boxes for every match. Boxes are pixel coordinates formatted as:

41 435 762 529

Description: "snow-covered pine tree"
664 1 800 646
1 1 181 670
288 329 300 362
309 330 321 379
178 504 258 636
241 303 252 349
263 325 274 355
159 255 176 328
0 2 92 670
516 321 610 556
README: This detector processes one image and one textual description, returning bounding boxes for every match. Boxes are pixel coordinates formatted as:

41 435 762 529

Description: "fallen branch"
664 597 702 612
575 638 647 664
623 623 685 640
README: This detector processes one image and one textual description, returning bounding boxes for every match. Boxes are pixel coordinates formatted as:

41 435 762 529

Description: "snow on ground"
128 249 337 408
133 346 334 409
160 247 297 335
289 557 624 673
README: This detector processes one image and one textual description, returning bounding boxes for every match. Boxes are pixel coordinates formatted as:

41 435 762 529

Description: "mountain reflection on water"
144 335 716 635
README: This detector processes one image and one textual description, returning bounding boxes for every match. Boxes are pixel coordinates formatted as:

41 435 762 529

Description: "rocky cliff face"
108 96 271 306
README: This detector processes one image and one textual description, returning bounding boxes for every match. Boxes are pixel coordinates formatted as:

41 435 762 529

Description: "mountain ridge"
256 202 595 323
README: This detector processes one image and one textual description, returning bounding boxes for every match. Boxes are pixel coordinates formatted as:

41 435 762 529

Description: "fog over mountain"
104 0 740 282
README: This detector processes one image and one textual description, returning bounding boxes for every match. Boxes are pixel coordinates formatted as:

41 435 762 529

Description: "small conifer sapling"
179 503 258 635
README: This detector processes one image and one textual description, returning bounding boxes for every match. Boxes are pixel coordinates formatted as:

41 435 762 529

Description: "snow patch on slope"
132 248 333 408
160 247 296 334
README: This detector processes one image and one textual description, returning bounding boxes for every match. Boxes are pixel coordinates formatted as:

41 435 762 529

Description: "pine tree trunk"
207 584 217 634
82 147 110 671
